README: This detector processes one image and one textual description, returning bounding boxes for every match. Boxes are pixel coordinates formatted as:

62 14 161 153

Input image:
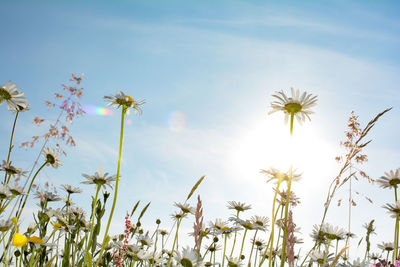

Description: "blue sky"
1 0 400 259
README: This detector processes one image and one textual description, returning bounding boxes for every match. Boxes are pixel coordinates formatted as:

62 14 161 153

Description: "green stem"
85 185 101 263
230 210 240 257
394 186 399 262
259 182 281 267
222 234 228 267
248 229 258 267
322 239 332 267
16 161 47 219
280 165 293 267
239 228 248 259
96 107 126 266
4 111 19 184
167 217 183 266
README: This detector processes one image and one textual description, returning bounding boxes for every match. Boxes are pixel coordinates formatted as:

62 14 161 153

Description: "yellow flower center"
0 88 11 100
12 233 28 247
284 102 302 114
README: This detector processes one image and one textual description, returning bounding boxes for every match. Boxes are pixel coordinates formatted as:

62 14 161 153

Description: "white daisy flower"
348 258 369 267
226 256 243 267
8 183 25 196
174 202 195 215
229 217 254 230
260 167 302 184
377 241 394 251
174 246 200 267
309 250 333 264
383 201 400 218
34 191 62 202
42 147 61 169
0 81 28 111
269 87 317 124
377 168 400 189
61 184 82 194
137 234 153 247
227 201 251 212
320 223 346 241
104 91 145 115
0 219 12 232
81 166 116 190
0 184 11 199
251 215 269 231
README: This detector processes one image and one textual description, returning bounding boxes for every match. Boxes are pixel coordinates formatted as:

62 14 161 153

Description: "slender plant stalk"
322 239 332 267
96 106 126 266
167 217 183 266
239 228 248 259
4 111 19 184
17 161 47 219
248 229 258 267
393 186 399 262
85 185 101 263
280 112 295 267
230 210 240 257
222 234 228 267
259 181 281 267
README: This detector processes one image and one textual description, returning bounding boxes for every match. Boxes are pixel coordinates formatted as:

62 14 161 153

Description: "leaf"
137 202 151 222
130 200 140 217
187 176 205 201
329 246 349 267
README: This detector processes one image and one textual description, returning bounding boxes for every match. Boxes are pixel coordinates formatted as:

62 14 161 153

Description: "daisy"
8 183 25 196
209 218 229 231
104 91 145 115
377 168 400 189
320 223 346 241
250 215 269 231
0 81 28 111
370 252 381 261
251 237 265 248
81 166 116 190
0 219 12 232
158 229 168 236
309 250 333 265
260 167 302 184
229 217 254 230
275 189 301 207
174 246 199 267
377 241 394 251
348 258 369 267
170 211 187 222
226 256 243 267
269 87 317 124
0 184 11 199
383 201 400 218
174 202 195 215
310 224 327 244
137 234 153 247
61 184 82 194
42 147 61 169
34 191 62 202
0 161 27 178
227 201 251 213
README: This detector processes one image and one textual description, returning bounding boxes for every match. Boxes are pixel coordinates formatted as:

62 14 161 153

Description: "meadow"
0 75 398 267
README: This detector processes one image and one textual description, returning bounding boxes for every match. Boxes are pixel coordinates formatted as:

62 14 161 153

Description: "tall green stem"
17 161 47 219
259 181 281 267
85 185 101 263
322 239 332 267
239 228 248 259
96 107 126 266
4 111 19 184
393 186 399 262
248 229 258 267
230 210 240 257
222 234 228 267
167 217 183 266
280 112 295 267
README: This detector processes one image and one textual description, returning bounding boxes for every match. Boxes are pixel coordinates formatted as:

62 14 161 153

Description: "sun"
226 115 337 193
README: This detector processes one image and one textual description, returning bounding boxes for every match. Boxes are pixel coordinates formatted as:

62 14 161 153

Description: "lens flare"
84 104 113 116
168 110 186 132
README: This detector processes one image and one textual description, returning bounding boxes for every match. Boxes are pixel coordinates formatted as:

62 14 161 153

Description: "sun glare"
228 116 337 194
